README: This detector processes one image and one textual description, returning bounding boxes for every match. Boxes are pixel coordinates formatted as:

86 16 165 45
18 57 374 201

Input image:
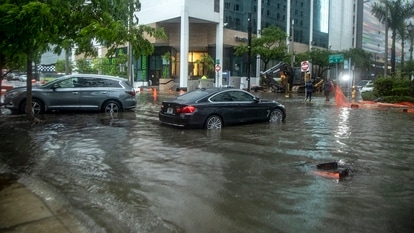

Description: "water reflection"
1 92 413 232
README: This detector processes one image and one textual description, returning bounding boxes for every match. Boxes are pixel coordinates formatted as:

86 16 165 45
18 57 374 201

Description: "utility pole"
291 19 294 68
384 5 388 77
256 0 262 83
127 2 134 85
247 12 252 91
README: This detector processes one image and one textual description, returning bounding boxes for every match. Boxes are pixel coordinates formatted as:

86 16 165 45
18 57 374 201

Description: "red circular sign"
215 65 221 72
301 61 309 71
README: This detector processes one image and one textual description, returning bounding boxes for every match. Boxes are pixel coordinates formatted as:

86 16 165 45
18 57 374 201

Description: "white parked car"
356 80 370 90
361 81 374 93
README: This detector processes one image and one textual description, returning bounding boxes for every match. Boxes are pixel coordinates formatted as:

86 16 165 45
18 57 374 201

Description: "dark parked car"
4 74 137 114
159 88 286 129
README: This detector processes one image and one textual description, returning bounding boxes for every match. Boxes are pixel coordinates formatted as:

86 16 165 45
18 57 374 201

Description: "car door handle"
72 92 79 95
100 91 107 94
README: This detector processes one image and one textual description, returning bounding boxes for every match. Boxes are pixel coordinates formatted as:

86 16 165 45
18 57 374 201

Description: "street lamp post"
407 22 414 61
247 12 252 92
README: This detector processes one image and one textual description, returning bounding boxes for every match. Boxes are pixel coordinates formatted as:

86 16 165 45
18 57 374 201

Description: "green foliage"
73 0 166 59
234 25 287 70
54 59 73 73
1 0 166 118
363 77 414 102
391 87 411 96
91 50 128 77
294 49 332 78
195 54 215 76
381 95 414 103
1 0 166 68
403 60 414 77
343 48 372 71
161 52 171 78
374 77 396 96
75 59 97 74
371 0 414 73
55 60 65 73
361 91 376 101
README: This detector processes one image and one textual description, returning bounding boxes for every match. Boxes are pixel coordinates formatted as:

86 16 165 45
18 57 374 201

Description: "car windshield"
177 89 216 101
357 80 369 86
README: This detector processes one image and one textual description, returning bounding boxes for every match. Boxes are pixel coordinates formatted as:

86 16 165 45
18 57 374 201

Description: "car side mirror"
253 97 260 102
52 83 59 90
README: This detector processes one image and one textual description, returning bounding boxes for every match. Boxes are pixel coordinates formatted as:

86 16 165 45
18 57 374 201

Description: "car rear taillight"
176 105 196 114
125 89 136 97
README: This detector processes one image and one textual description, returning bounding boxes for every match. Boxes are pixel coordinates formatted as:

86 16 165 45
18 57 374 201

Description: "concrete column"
286 0 291 53
309 0 314 50
215 0 224 87
179 1 189 88
255 0 262 85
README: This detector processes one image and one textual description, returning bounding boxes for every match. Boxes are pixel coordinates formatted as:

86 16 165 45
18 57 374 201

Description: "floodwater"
1 91 413 233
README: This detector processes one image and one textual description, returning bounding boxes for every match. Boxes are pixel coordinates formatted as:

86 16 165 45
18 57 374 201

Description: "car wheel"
269 108 284 122
205 115 223 129
103 100 121 114
20 99 45 115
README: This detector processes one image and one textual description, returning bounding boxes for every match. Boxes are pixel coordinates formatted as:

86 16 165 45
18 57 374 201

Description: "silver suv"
4 74 137 114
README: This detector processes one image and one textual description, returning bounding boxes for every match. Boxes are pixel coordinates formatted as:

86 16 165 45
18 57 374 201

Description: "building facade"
136 0 331 89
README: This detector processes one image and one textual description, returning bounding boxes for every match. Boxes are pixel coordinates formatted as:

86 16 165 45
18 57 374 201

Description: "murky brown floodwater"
1 91 413 233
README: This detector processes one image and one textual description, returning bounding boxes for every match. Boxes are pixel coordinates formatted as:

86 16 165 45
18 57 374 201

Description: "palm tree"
371 0 414 74
195 54 215 77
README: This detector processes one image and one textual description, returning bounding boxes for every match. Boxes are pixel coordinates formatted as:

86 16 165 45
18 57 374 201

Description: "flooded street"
1 91 414 233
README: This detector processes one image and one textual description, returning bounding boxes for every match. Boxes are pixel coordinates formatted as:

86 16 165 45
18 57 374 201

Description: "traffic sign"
215 65 221 72
301 61 309 72
329 54 344 63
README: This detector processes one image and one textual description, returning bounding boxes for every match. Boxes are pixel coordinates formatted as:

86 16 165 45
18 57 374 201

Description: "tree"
295 49 332 79
92 50 128 77
70 0 166 59
161 51 171 78
343 48 372 70
308 49 332 78
195 54 215 78
75 59 97 74
1 0 166 120
371 0 414 74
1 1 60 118
234 25 288 71
55 59 73 73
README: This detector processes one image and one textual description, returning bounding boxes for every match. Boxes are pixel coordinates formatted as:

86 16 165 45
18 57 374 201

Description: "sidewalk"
0 175 89 233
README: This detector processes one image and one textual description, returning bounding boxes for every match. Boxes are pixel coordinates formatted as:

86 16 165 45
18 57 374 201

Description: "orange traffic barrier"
314 161 349 180
313 170 340 180
1 85 13 96
1 85 13 91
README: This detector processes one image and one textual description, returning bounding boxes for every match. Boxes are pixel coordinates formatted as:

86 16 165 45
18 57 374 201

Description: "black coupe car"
159 88 286 129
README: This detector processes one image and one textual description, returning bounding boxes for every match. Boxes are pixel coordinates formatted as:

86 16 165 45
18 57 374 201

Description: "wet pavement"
1 90 414 233
0 174 88 233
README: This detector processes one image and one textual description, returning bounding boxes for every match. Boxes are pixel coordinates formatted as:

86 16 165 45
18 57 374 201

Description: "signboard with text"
329 54 344 63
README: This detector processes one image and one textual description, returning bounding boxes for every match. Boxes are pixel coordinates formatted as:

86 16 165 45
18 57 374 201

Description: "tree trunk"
391 30 396 74
65 47 71 75
25 58 34 119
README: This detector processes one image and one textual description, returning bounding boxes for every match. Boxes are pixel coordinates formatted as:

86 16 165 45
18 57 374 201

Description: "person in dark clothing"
305 80 313 102
324 79 332 101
